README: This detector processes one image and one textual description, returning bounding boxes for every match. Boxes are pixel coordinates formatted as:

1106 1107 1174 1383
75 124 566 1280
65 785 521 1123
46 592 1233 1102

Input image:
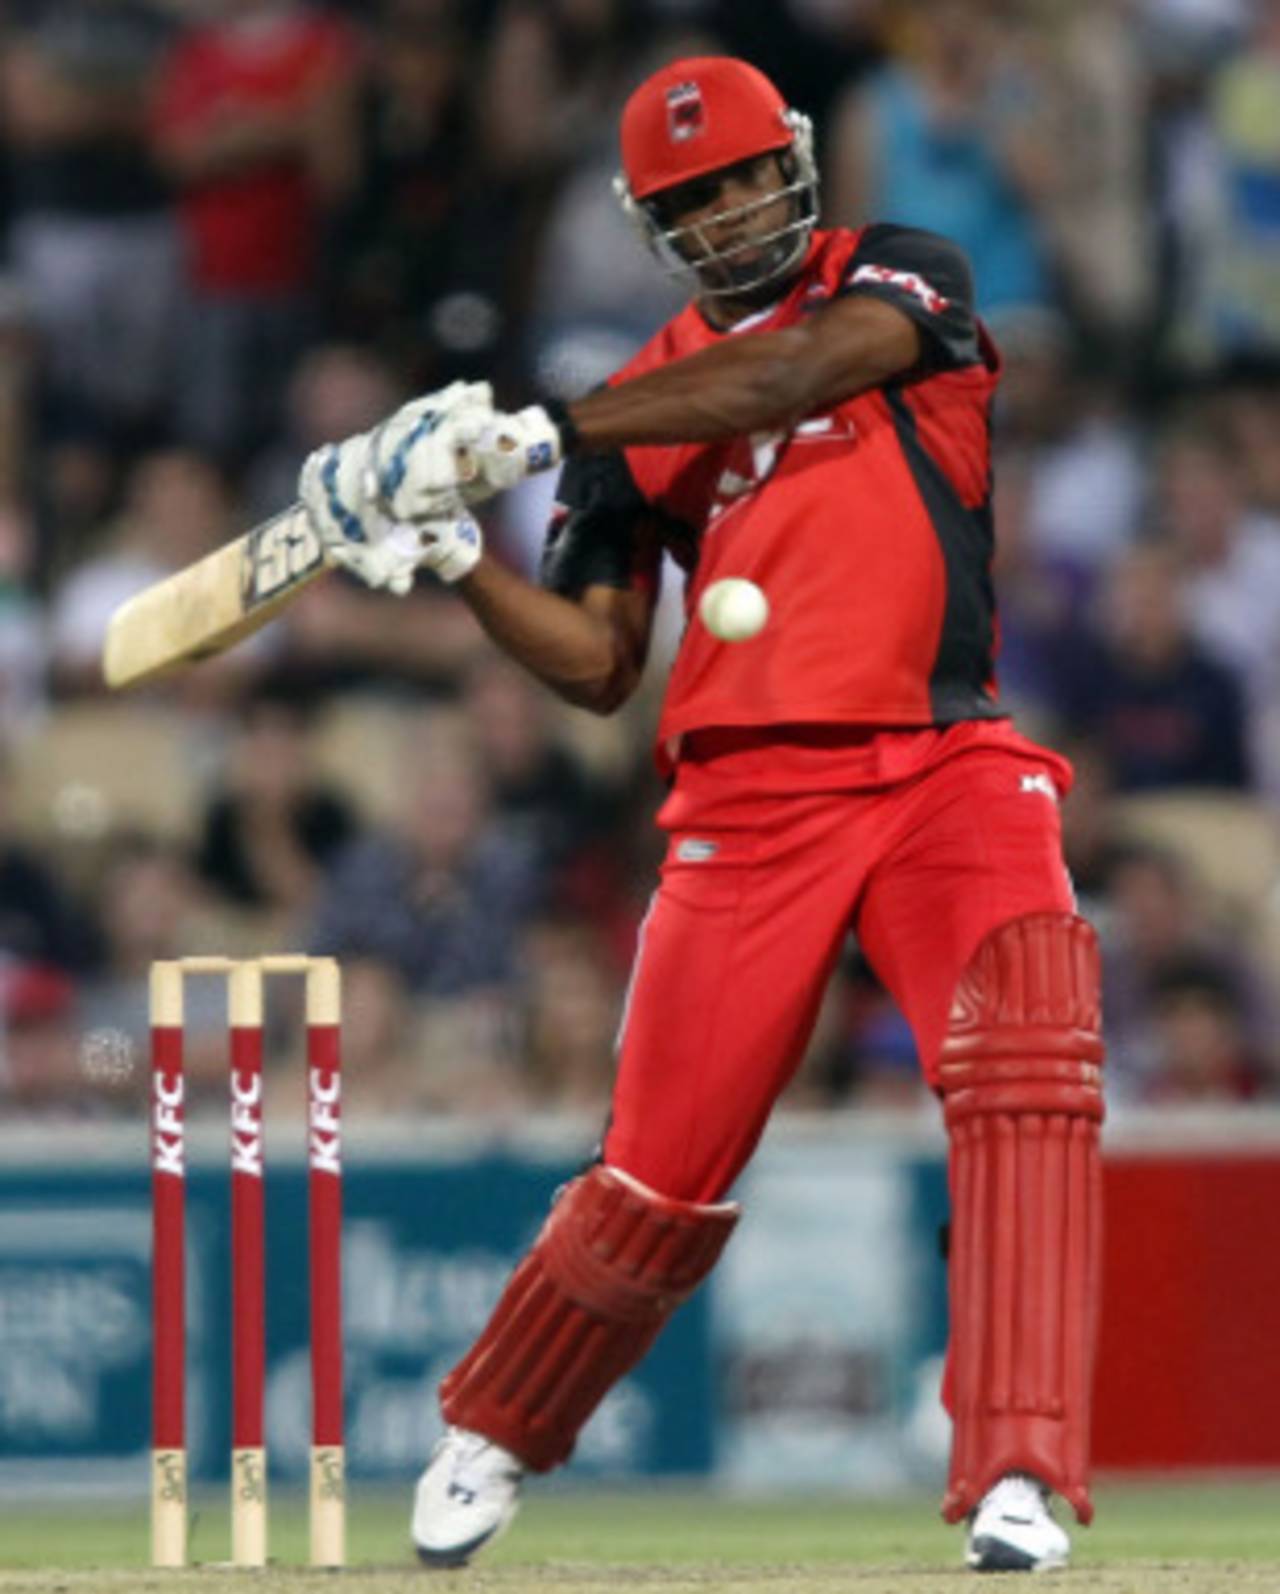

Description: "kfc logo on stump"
666 81 705 143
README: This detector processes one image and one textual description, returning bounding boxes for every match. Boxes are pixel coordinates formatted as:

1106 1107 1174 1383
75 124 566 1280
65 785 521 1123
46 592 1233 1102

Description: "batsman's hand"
298 431 423 596
370 386 565 522
454 404 565 499
367 381 494 522
299 378 489 578
414 508 484 585
298 423 486 592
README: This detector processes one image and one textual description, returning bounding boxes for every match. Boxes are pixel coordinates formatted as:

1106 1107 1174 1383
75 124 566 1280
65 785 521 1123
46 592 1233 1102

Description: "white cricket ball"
698 577 769 642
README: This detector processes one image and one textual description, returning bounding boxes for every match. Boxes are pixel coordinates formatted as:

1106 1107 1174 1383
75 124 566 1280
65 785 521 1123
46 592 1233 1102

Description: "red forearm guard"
440 1163 739 1471
938 913 1104 1525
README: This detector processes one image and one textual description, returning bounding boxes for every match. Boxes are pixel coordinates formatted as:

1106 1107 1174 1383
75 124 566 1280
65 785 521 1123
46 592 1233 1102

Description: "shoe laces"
442 1428 521 1498
986 1472 1049 1519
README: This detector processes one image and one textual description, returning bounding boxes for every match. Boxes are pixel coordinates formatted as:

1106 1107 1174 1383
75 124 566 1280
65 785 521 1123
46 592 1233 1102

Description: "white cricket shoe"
412 1426 524 1567
966 1472 1070 1573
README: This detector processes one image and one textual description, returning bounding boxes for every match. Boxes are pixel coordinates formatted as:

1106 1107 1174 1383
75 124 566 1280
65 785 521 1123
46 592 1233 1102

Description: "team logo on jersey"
849 263 950 316
1020 772 1058 801
676 837 719 862
666 81 705 143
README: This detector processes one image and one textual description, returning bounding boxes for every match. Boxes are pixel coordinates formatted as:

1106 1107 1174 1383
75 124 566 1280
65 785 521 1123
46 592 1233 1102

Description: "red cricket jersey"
542 225 1008 764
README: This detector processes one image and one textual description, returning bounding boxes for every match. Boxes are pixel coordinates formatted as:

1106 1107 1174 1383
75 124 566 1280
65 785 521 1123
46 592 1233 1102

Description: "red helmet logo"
665 82 705 144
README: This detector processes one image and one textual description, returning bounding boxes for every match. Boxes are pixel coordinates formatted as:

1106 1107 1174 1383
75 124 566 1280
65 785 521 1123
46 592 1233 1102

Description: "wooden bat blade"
103 504 330 689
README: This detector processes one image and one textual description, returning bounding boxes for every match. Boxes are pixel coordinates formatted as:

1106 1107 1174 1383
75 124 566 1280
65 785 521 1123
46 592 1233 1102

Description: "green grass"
2 1480 1279 1571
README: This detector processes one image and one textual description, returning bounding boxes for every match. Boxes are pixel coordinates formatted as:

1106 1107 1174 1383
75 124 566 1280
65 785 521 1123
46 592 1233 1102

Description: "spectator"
322 3 485 380
0 959 85 1117
244 340 403 525
518 914 621 1111
308 708 543 996
461 653 617 878
275 564 490 694
0 277 37 513
262 955 503 1121
523 125 687 401
0 1 178 442
0 748 100 975
1145 957 1275 1101
1152 427 1280 793
464 0 654 389
47 448 237 696
1056 736 1128 920
709 0 883 136
78 834 229 1110
1099 840 1273 1098
1055 543 1252 791
32 428 123 592
785 957 927 1112
0 504 48 743
847 1005 926 1109
1012 0 1154 343
1176 0 1280 363
519 26 704 402
992 311 1145 581
1219 381 1280 516
151 0 363 461
825 0 1057 315
478 0 640 181
988 448 1084 732
194 680 359 921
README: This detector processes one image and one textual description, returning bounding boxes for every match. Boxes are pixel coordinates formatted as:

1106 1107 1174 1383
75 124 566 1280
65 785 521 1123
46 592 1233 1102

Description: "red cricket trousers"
603 720 1076 1203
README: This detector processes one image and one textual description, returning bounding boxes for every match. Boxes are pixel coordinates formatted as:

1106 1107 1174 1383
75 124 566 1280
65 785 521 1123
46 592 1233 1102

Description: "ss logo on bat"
244 515 325 608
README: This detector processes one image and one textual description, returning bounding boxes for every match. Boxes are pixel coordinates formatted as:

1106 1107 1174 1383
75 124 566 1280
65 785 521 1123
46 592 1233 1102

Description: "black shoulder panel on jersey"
884 385 1004 724
539 448 649 596
838 224 981 372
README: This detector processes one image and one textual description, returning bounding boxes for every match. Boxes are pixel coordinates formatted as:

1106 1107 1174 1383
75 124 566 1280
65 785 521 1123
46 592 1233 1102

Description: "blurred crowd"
2 0 1280 1124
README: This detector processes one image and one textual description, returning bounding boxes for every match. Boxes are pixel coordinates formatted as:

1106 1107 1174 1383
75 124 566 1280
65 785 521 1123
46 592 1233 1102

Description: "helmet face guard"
615 112 818 299
614 58 820 301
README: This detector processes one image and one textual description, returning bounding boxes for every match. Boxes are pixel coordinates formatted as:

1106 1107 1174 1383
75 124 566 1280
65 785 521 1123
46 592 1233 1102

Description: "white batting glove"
367 381 497 522
335 522 429 596
414 508 484 585
299 434 427 597
299 426 372 544
453 405 565 498
371 393 565 521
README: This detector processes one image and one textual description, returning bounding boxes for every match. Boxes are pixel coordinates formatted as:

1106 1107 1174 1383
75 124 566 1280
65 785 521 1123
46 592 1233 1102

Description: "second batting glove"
453 405 566 497
299 434 431 596
414 508 484 585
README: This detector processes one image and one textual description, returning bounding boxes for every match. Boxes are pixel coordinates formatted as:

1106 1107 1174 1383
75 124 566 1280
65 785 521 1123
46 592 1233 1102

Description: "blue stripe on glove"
321 447 370 545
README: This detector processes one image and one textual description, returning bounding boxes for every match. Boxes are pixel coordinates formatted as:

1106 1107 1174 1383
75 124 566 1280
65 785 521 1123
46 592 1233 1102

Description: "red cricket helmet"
620 56 795 202
614 56 819 299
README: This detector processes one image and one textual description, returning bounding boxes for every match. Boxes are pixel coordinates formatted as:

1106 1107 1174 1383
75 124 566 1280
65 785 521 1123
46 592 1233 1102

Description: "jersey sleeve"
839 224 981 371
539 449 661 598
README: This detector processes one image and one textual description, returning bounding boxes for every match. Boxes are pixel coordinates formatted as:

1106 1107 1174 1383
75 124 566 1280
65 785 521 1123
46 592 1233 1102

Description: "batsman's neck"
697 280 793 331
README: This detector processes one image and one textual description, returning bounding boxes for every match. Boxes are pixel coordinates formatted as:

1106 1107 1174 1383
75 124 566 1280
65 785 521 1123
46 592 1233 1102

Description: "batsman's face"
655 154 796 291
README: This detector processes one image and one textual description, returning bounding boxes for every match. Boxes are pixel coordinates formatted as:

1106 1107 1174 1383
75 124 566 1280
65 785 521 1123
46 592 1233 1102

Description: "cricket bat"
102 503 331 689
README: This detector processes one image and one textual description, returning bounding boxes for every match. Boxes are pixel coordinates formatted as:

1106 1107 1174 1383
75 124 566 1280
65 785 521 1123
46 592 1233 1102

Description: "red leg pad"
938 913 1104 1525
440 1163 739 1471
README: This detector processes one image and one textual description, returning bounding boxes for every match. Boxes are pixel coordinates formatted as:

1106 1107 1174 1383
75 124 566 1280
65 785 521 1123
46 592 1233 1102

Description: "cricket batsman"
298 56 1105 1574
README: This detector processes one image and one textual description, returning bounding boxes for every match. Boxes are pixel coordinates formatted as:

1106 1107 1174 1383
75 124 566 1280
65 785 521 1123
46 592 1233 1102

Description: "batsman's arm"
560 295 921 449
457 557 653 715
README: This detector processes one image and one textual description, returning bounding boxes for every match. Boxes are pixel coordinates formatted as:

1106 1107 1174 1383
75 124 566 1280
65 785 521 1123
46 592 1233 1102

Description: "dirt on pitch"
1 1562 1276 1594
